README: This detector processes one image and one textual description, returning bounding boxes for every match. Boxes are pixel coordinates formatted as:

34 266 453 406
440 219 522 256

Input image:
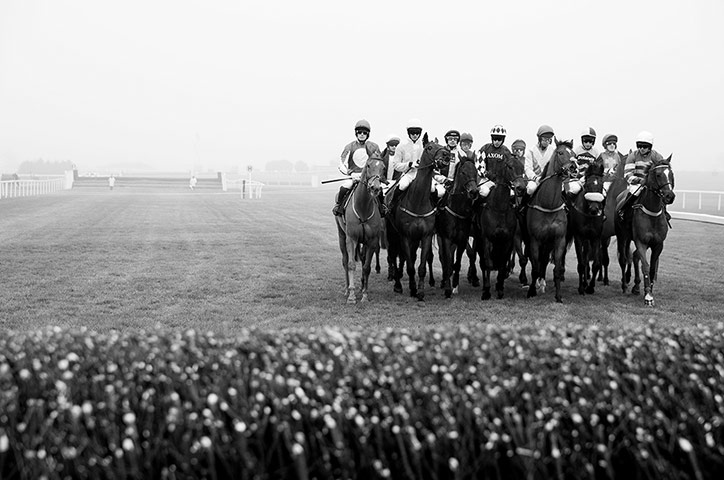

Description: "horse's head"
549 139 577 177
453 158 479 200
581 161 605 216
362 154 384 198
420 139 451 171
646 155 676 205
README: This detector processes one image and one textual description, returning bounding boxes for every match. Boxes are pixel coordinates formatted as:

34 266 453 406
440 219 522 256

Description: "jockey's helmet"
601 134 618 146
635 131 654 146
581 127 596 143
406 118 423 137
490 124 506 140
385 134 401 146
354 119 371 133
511 139 526 150
460 132 474 143
537 124 555 138
444 130 460 139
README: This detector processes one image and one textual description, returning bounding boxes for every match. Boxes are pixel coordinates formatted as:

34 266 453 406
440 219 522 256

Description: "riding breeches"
398 170 417 191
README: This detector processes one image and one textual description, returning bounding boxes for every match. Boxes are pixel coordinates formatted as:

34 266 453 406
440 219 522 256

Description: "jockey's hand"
630 177 643 185
350 172 362 180
433 174 446 184
444 179 453 189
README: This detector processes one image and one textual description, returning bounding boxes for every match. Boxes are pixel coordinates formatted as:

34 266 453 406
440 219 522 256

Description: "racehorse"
387 135 451 300
335 156 385 304
598 155 628 286
615 156 675 306
475 160 527 300
525 140 576 302
435 157 479 298
567 162 605 295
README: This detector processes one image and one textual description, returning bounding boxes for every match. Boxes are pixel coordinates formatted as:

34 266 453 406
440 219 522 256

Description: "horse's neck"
637 185 663 212
352 182 375 213
405 165 433 206
533 174 563 205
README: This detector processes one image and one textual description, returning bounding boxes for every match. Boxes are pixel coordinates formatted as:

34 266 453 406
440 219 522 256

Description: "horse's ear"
423 132 429 146
434 137 439 144
665 154 672 164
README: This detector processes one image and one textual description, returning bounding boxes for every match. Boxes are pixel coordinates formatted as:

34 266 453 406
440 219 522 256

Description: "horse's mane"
585 161 604 177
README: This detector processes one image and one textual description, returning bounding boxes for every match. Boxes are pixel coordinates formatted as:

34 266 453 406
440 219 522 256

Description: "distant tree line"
17 159 74 174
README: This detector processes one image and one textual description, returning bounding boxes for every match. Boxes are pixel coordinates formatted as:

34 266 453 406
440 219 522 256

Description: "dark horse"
435 157 479 298
598 155 628 286
526 140 576 303
567 161 605 295
615 156 675 306
335 156 385 304
387 136 451 300
475 160 527 300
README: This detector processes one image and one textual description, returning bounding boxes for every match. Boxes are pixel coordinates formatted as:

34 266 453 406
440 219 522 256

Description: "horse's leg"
466 238 480 287
600 237 610 286
538 243 551 295
452 241 465 295
374 247 381 274
574 237 586 295
616 234 630 293
394 255 404 294
404 239 418 299
527 239 539 298
438 236 453 299
387 250 395 281
480 243 491 300
518 238 529 286
338 225 352 299
586 239 601 295
427 247 435 287
360 240 377 303
417 237 432 301
345 239 358 304
636 240 657 306
553 237 566 303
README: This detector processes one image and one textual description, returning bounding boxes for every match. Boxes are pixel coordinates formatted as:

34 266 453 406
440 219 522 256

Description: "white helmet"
407 118 423 130
490 125 507 137
352 148 369 168
636 131 654 145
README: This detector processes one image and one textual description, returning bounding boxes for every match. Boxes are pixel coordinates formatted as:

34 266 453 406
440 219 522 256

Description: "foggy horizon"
2 0 723 175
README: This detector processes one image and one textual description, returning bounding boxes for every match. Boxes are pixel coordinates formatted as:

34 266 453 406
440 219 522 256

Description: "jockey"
395 118 425 193
433 129 462 198
616 131 665 219
478 125 514 198
511 139 526 169
381 133 402 185
333 119 381 216
597 133 625 195
524 124 556 195
567 127 602 197
460 132 475 157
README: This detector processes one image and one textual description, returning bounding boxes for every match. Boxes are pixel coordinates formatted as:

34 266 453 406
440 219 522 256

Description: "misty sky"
1 0 722 174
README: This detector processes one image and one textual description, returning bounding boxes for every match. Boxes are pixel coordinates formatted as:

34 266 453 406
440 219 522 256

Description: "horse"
525 140 577 303
475 159 527 300
567 161 606 295
386 135 451 300
435 157 479 298
335 156 385 304
598 155 628 286
615 156 675 306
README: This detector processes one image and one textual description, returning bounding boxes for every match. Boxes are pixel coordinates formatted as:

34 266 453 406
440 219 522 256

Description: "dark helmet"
354 119 371 133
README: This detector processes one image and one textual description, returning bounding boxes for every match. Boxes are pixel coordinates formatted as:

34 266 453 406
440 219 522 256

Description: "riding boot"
617 192 634 220
378 192 388 217
333 186 350 216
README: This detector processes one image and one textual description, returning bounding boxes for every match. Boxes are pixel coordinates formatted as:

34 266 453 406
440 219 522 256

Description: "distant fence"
671 190 724 214
223 177 265 199
0 172 74 199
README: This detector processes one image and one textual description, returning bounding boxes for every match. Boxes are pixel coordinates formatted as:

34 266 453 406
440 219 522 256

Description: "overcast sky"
1 0 722 174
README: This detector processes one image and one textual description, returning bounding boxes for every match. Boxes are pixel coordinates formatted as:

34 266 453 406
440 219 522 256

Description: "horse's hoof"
555 297 563 303
578 287 585 295
346 297 356 305
444 289 452 299
452 286 459 295
603 279 609 286
360 294 369 303
429 279 435 287
497 291 504 299
645 294 654 306
393 284 403 294
409 290 417 298
482 291 491 300
375 267 381 274
632 285 640 296
527 288 536 298
471 278 480 287
585 286 595 295
417 293 425 302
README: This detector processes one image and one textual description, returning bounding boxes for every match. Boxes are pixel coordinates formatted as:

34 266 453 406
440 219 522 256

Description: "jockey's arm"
338 144 352 175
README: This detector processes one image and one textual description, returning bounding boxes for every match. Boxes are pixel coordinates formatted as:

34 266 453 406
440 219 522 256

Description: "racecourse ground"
0 185 722 334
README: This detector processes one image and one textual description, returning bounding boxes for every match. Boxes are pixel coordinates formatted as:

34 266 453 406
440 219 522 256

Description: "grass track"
1 185 722 334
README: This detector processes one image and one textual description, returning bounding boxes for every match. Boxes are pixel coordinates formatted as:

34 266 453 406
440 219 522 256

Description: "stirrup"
333 205 344 216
